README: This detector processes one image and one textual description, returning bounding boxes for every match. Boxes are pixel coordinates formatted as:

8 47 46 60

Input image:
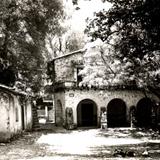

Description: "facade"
49 50 160 129
0 84 33 142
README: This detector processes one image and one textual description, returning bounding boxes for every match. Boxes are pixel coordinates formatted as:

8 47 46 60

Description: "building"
36 96 54 124
0 84 33 142
48 50 160 129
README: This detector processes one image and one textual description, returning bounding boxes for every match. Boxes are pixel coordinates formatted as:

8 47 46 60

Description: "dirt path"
0 128 160 159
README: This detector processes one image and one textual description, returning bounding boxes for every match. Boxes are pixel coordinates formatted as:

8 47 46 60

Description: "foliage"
65 31 85 52
45 0 85 57
46 31 85 58
0 0 64 94
80 40 160 89
81 0 160 89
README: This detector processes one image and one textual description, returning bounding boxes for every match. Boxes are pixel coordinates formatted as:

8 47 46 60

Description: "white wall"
0 89 32 142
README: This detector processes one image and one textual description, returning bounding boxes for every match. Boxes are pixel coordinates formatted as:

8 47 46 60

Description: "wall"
24 99 33 130
0 87 32 142
0 92 10 140
53 51 84 83
54 88 160 126
48 109 54 122
52 50 160 128
54 91 66 125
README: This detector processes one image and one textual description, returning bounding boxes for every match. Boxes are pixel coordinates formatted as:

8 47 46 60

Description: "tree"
44 0 86 57
0 0 64 94
81 0 160 89
45 30 85 58
65 31 85 52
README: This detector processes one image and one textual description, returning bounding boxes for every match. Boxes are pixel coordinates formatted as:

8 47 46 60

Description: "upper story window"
77 67 83 84
74 66 83 85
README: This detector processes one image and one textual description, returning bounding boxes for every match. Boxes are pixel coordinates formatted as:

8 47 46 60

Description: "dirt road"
0 127 160 159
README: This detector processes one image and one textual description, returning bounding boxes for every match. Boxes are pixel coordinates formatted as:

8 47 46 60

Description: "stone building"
0 84 33 142
48 50 160 129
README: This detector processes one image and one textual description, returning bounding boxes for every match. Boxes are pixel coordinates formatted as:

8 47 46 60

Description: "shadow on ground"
0 127 160 159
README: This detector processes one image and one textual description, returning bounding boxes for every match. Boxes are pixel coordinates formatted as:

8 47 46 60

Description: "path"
0 128 160 159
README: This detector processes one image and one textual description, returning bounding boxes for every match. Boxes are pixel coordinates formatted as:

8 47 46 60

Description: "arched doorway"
136 98 153 127
107 98 127 127
55 100 63 126
77 99 97 127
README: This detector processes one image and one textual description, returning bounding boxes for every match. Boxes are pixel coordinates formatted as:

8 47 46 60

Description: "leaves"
82 0 160 89
0 0 64 94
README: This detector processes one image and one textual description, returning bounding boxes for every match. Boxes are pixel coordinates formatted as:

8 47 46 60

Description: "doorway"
107 98 127 127
21 105 25 130
77 99 97 127
136 98 153 127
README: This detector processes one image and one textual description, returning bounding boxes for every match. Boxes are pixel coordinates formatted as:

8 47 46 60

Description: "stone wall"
51 49 160 128
53 51 84 83
54 88 159 126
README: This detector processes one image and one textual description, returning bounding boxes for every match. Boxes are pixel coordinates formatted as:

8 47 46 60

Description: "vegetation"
0 0 64 94
80 0 160 91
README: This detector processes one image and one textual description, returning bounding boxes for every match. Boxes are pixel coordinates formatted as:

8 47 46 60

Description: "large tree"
0 0 64 94
80 0 160 90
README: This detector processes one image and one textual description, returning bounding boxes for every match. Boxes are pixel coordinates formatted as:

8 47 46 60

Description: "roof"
52 49 86 61
0 83 28 96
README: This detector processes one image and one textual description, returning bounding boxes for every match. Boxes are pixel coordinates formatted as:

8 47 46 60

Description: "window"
77 68 83 84
74 66 83 85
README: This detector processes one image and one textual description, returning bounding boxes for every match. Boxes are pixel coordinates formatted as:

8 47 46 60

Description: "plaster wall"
0 92 10 132
0 89 32 142
54 91 66 125
24 100 33 130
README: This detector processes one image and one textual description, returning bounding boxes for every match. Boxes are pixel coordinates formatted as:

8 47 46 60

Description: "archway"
77 99 97 127
55 100 63 126
136 98 153 127
107 98 127 127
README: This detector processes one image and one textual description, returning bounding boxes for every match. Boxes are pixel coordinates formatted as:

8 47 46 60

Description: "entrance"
136 98 153 127
107 98 127 127
56 100 63 126
21 105 25 130
77 99 97 127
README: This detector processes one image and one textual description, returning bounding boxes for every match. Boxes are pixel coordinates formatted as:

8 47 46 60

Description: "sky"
65 0 112 32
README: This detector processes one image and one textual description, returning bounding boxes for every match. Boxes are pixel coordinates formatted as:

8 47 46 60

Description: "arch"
136 98 153 127
55 100 63 126
77 99 97 127
107 98 127 127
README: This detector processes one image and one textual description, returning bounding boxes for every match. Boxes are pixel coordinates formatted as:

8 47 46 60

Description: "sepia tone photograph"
0 0 160 159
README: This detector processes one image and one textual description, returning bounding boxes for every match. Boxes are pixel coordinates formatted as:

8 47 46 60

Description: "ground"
0 127 160 160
